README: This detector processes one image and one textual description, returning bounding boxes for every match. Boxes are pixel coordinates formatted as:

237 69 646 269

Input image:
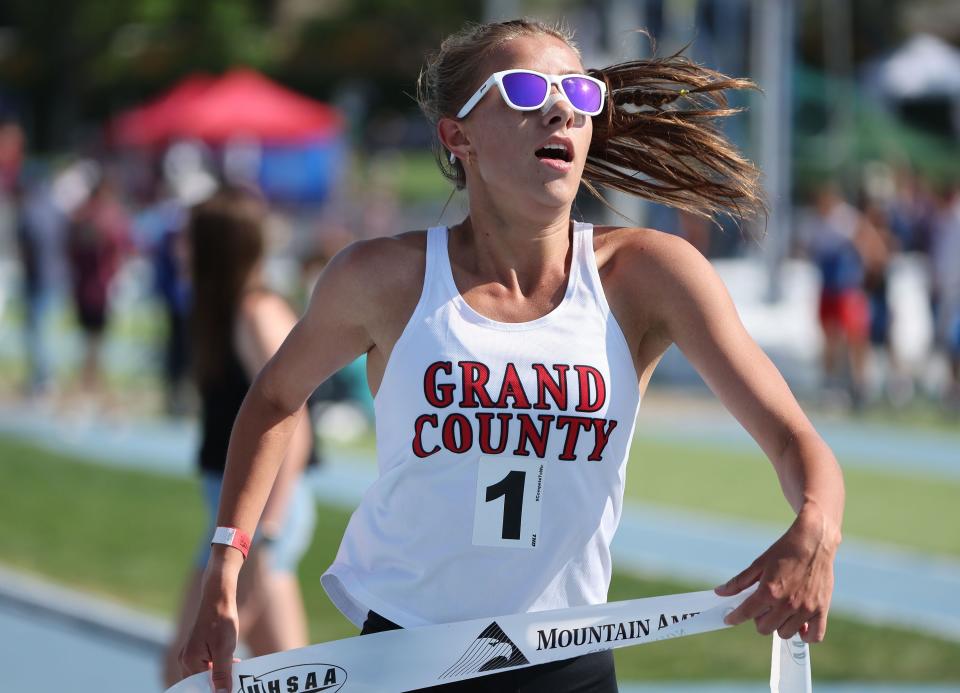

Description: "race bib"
473 456 544 549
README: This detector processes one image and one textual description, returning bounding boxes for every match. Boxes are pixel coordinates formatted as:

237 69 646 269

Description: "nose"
540 87 577 128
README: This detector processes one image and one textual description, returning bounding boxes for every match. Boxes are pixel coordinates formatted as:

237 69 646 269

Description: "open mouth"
535 143 572 163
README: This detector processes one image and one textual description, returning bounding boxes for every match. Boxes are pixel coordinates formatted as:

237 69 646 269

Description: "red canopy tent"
111 69 343 148
179 69 342 144
112 74 217 148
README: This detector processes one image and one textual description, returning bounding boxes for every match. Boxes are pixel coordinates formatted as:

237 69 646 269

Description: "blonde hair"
417 18 763 221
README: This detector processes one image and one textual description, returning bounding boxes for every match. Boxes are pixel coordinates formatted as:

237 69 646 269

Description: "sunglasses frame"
455 69 607 119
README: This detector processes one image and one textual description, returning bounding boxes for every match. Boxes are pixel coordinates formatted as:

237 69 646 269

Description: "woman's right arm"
179 241 380 689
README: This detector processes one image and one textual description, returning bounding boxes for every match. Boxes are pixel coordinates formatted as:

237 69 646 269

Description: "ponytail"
586 49 765 221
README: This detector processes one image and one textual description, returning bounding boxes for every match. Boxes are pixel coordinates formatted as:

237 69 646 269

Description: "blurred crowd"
2 113 960 421
0 117 375 433
796 171 960 412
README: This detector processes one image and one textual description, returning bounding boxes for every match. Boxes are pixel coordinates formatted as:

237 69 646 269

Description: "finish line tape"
167 587 812 693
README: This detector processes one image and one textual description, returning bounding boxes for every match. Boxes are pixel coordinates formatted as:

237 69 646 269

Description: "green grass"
0 296 169 397
0 436 204 612
625 438 960 557
373 150 454 204
0 434 957 682
829 403 960 439
607 574 960 682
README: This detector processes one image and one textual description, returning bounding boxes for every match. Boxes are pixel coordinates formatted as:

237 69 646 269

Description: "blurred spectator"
65 175 131 399
860 197 913 406
929 183 960 409
0 119 24 193
798 185 873 408
136 195 191 416
134 160 216 417
163 186 317 686
888 169 935 254
14 169 67 398
0 119 25 259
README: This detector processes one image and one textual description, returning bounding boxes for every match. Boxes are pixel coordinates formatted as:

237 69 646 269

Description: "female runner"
166 187 317 686
181 19 844 693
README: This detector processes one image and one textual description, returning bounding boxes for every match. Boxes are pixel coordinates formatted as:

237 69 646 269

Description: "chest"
376 314 637 473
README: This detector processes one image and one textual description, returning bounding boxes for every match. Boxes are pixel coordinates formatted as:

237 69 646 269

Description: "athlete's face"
442 35 594 216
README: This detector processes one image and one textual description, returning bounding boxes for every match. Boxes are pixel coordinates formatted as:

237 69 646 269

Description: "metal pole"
602 0 649 228
752 0 794 302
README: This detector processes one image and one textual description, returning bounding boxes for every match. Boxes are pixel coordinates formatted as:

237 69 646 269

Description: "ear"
437 117 471 164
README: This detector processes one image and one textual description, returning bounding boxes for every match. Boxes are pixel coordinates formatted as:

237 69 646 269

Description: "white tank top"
322 222 642 628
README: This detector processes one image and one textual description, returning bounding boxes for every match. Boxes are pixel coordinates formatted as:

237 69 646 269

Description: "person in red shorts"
800 185 874 408
818 285 869 346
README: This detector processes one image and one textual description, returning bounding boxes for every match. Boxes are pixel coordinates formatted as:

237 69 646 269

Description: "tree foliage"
0 0 479 150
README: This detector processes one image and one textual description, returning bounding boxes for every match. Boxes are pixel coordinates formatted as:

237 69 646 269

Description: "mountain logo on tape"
237 663 346 693
439 621 530 680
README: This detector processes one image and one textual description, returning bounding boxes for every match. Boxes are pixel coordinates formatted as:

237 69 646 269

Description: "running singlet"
322 222 642 629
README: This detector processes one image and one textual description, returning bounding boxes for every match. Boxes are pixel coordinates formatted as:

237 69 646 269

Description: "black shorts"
361 611 619 693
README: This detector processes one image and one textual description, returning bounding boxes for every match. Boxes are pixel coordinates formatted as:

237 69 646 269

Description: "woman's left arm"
636 233 844 643
234 293 313 539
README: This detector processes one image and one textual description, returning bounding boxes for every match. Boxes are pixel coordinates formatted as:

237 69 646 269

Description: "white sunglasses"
456 69 607 119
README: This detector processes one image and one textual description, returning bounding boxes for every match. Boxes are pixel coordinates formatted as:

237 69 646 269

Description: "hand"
714 502 840 643
180 557 242 692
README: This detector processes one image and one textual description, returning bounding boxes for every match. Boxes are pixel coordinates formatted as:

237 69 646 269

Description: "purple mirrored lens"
501 72 548 108
561 77 602 113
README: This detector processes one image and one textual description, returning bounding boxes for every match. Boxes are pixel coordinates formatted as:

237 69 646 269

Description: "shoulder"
330 230 427 287
301 229 428 335
593 224 712 288
316 230 427 307
591 224 731 334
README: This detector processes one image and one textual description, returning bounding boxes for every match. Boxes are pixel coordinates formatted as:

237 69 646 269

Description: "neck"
454 187 574 287
450 208 571 296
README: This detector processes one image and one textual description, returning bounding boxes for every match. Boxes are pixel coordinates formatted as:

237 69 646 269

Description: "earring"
448 150 457 165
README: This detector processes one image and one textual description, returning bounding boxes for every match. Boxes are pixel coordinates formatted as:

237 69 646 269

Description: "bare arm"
632 232 844 643
233 292 311 538
180 242 378 686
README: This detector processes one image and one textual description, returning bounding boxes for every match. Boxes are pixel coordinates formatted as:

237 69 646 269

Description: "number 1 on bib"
473 457 544 548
